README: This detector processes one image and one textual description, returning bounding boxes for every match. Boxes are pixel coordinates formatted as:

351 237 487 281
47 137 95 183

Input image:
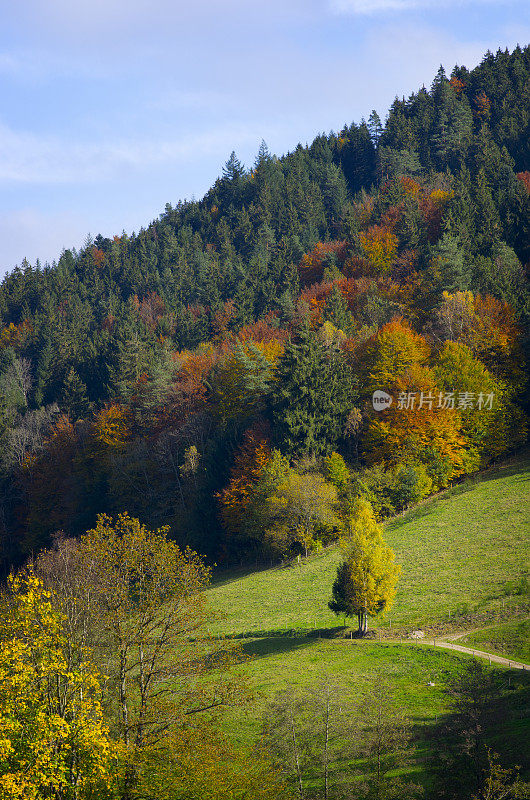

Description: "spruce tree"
324 284 354 334
270 321 355 457
61 367 92 420
430 232 469 294
367 110 383 147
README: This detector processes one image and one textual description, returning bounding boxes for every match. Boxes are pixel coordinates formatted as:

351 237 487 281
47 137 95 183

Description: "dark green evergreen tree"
324 284 354 334
61 367 92 420
367 110 383 147
429 232 469 294
270 322 355 457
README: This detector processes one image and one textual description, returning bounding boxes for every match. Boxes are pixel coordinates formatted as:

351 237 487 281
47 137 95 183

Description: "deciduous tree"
0 571 115 800
329 499 400 633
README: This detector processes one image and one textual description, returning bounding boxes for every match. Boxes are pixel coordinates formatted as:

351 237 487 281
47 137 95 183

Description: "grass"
207 452 530 635
459 619 530 663
225 634 530 793
227 637 467 747
204 453 530 793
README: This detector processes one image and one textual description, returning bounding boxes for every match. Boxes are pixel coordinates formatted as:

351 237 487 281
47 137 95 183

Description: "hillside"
207 452 530 635
1 28 529 800
0 44 528 580
206 454 530 797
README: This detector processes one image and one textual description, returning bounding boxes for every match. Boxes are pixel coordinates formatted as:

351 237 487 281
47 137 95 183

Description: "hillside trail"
393 637 530 671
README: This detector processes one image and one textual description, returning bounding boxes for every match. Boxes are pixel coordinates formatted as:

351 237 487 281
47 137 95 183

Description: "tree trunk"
324 682 330 800
288 700 304 798
357 611 368 634
122 762 138 800
119 647 129 746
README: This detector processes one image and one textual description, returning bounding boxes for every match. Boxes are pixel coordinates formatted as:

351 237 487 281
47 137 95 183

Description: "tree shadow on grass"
422 664 530 797
240 635 314 659
225 626 350 660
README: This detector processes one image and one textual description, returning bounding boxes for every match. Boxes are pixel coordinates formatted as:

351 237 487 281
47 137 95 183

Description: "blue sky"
1 1 528 274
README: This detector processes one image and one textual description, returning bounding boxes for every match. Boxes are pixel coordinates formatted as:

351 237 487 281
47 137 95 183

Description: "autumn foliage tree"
261 471 340 557
217 424 272 541
0 571 115 800
298 241 348 286
359 226 398 276
38 514 246 800
329 499 400 633
210 338 283 421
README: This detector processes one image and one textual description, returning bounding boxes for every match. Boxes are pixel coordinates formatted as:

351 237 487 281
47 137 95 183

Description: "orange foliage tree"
137 292 166 328
91 246 105 269
360 320 476 482
298 241 348 286
449 76 465 94
420 189 454 241
364 364 476 482
92 404 131 450
361 318 431 395
435 291 523 385
474 91 491 118
217 424 272 538
162 345 221 427
0 320 33 350
516 171 530 193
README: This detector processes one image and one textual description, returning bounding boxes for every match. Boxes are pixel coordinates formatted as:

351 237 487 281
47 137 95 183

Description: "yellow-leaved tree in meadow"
329 498 400 634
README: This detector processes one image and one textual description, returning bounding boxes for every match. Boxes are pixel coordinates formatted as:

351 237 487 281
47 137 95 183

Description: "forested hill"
0 45 528 572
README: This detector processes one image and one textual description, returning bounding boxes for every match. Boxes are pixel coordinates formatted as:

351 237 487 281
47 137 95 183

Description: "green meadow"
207 453 530 637
206 452 530 794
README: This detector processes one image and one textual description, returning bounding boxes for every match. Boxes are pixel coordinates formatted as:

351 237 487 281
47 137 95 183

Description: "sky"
0 1 528 275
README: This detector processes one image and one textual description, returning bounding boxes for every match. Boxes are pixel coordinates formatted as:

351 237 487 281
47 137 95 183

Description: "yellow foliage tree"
329 499 400 633
364 318 430 395
263 472 340 557
136 721 291 800
0 572 115 800
359 226 398 276
92 403 131 449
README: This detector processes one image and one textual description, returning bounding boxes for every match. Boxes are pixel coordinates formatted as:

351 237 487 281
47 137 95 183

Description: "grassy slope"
208 454 530 791
460 619 530 662
207 453 530 636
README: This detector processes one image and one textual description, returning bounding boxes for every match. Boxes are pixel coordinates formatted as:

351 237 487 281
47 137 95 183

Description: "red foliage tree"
298 241 348 286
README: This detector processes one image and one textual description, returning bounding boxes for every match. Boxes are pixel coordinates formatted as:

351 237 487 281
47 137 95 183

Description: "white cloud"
0 120 279 185
0 208 88 272
331 0 514 13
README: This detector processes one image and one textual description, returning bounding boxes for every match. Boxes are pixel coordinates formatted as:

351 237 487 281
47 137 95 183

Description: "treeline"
0 46 528 570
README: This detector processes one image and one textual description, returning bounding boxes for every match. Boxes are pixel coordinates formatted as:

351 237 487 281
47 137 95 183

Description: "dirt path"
406 638 530 670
